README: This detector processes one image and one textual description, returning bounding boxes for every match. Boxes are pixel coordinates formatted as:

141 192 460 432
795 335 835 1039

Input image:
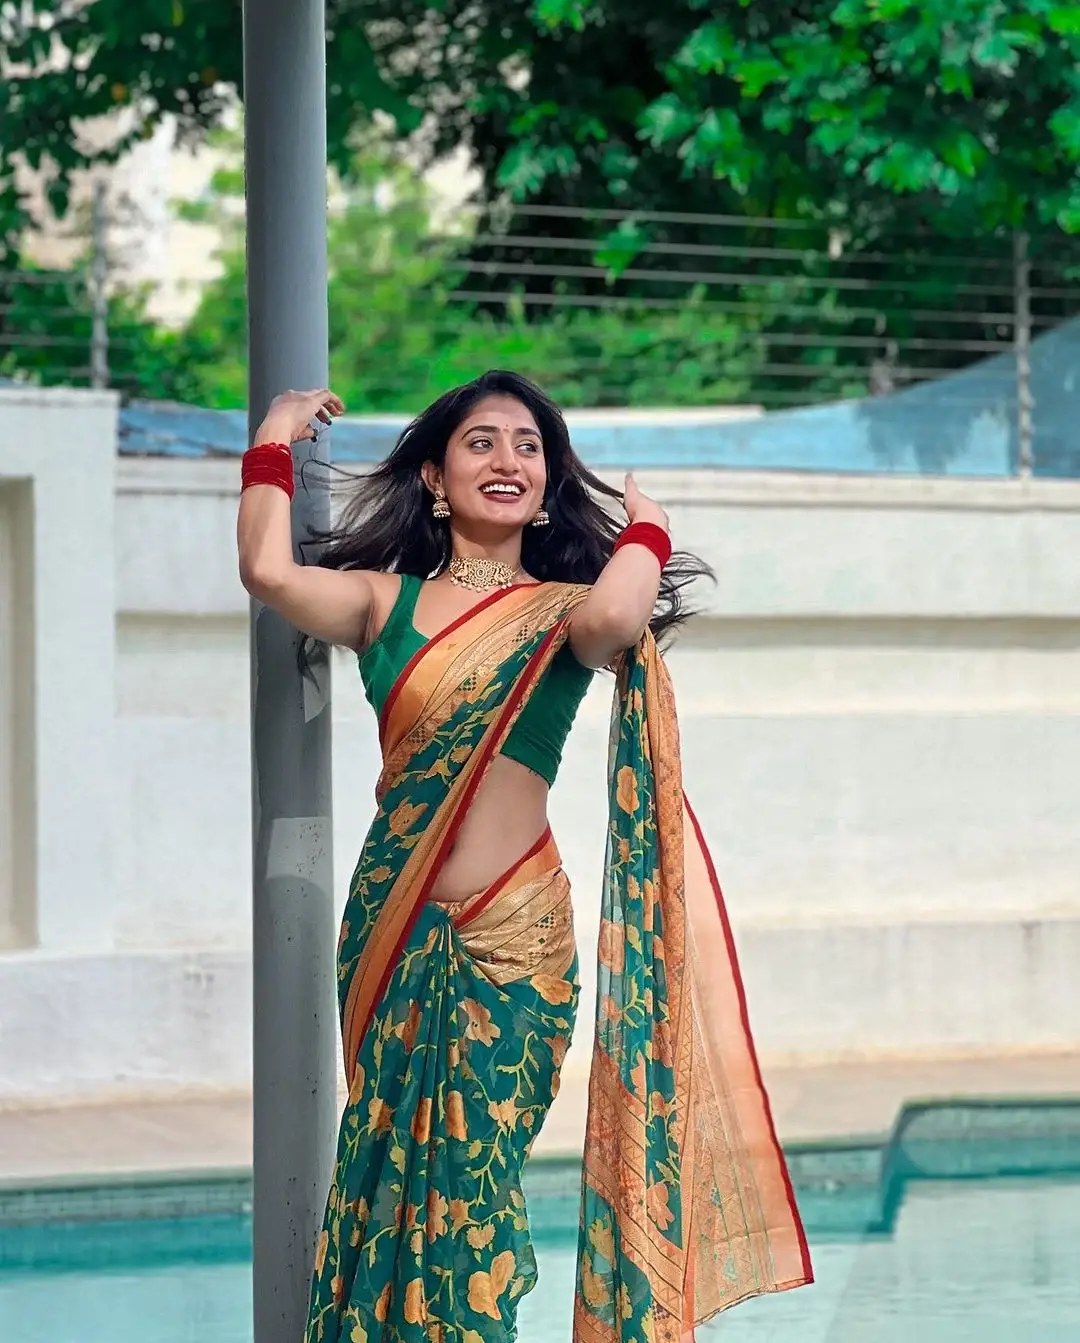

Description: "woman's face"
425 394 548 533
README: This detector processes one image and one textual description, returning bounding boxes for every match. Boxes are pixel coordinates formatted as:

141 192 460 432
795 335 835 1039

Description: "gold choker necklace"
447 556 519 592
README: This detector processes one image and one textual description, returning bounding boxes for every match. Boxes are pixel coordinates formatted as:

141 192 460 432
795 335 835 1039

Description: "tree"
6 2 1078 405
346 0 1080 396
341 0 1080 234
0 261 219 401
0 0 417 258
8 3 1080 237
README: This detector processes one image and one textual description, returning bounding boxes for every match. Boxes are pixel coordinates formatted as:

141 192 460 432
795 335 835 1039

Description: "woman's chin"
462 504 532 531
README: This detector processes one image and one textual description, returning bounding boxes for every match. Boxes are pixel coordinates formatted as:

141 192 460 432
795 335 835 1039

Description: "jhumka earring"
531 504 550 526
432 489 450 520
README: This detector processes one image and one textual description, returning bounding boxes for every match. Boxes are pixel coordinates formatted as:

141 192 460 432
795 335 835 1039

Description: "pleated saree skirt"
306 829 578 1343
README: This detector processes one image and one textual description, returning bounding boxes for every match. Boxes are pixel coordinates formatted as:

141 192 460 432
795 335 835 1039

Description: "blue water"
2 1173 1079 1342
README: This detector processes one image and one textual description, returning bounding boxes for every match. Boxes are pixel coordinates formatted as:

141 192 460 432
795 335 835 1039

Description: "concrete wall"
1 391 1079 1106
0 388 117 961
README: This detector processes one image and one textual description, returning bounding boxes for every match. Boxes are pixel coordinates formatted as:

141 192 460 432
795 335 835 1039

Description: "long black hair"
306 370 712 644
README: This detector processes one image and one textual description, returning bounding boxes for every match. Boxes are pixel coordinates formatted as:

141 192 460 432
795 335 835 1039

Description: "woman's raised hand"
253 388 345 447
623 472 669 532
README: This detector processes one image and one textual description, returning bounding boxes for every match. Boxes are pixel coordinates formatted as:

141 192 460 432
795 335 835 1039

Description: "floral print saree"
305 581 811 1343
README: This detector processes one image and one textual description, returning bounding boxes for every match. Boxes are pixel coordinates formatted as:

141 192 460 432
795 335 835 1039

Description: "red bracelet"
242 443 295 500
613 521 672 569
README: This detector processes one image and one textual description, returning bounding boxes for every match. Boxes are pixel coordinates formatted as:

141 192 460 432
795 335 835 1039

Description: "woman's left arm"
568 474 669 670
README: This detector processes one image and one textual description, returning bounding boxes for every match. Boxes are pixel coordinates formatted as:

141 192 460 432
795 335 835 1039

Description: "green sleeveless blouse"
359 574 593 787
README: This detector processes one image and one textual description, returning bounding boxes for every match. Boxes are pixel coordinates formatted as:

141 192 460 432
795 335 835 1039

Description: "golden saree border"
455 824 556 928
452 830 575 985
650 635 812 1316
683 796 813 1295
379 583 534 753
577 631 812 1343
340 582 588 1084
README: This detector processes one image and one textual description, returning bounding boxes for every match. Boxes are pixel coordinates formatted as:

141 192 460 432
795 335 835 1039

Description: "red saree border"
344 623 565 1072
377 581 539 748
683 796 814 1285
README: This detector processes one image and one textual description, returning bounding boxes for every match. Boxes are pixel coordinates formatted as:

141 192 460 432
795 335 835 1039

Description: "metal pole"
243 3 336 1342
89 179 109 390
1013 229 1034 479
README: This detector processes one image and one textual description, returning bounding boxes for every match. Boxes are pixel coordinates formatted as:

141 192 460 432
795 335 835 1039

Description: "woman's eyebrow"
463 422 542 438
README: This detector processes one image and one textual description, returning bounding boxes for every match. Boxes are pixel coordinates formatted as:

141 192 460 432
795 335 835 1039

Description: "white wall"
0 388 117 961
2 402 1079 1105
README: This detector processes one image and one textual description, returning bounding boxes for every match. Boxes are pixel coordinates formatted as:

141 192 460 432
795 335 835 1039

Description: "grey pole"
243 2 337 1341
89 179 109 390
1013 229 1034 479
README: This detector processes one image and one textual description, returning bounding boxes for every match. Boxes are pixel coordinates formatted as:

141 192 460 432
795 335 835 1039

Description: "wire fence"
443 205 1076 441
3 193 1079 475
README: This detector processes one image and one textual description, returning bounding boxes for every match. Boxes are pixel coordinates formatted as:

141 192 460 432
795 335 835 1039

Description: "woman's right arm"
237 388 374 651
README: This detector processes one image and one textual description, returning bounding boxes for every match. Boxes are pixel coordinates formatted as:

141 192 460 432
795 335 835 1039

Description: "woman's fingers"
311 390 345 420
262 388 344 444
297 389 345 431
623 472 639 518
283 388 344 411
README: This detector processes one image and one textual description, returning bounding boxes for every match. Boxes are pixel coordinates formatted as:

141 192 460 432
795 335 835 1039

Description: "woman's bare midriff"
427 754 552 904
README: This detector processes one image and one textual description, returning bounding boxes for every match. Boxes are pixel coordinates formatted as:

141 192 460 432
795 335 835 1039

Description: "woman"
237 371 811 1343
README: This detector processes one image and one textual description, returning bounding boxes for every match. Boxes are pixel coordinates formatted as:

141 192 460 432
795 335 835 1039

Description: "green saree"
305 582 811 1343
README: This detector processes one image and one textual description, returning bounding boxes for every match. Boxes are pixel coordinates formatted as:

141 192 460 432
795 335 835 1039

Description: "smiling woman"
235 370 812 1343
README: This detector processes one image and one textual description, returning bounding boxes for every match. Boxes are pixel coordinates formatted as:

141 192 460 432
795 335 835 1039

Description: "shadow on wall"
115 317 1080 478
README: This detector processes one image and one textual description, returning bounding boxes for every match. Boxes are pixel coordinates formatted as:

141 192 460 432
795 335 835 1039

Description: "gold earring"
531 506 550 527
432 489 450 520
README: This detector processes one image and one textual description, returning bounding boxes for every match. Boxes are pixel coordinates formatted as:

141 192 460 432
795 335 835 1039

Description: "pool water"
4 1178 1079 1343
4 1104 1080 1342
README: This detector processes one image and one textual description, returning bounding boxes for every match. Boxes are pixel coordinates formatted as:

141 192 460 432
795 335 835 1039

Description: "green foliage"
336 0 1080 395
0 0 415 262
5 1 1079 408
6 0 1080 242
1 127 758 411
645 1 1080 234
328 301 757 412
329 0 1080 238
0 266 208 402
7 0 1075 239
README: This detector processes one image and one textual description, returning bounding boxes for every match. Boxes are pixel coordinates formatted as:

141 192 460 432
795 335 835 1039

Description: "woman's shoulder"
366 569 407 609
535 578 592 602
360 571 414 652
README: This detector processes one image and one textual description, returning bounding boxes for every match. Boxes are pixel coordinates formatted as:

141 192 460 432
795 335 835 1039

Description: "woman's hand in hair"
253 388 345 447
622 473 669 532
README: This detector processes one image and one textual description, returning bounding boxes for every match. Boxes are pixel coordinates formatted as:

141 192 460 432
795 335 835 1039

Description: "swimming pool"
3 1101 1079 1342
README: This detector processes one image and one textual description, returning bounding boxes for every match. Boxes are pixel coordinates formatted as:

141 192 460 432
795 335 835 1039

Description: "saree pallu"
305 582 812 1343
578 634 812 1341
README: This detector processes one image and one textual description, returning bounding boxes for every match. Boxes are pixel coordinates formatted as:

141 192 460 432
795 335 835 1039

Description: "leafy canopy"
4 0 1080 241
4 0 1079 410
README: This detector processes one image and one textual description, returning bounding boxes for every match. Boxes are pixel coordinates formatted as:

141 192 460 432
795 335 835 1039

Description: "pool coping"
3 1094 1079 1232
0 1134 886 1195
0 1139 885 1229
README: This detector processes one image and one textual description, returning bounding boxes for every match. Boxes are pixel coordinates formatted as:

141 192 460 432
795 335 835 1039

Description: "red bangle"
242 443 295 500
613 521 672 569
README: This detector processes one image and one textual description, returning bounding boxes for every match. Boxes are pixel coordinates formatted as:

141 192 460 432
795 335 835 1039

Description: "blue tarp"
96 315 1080 479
